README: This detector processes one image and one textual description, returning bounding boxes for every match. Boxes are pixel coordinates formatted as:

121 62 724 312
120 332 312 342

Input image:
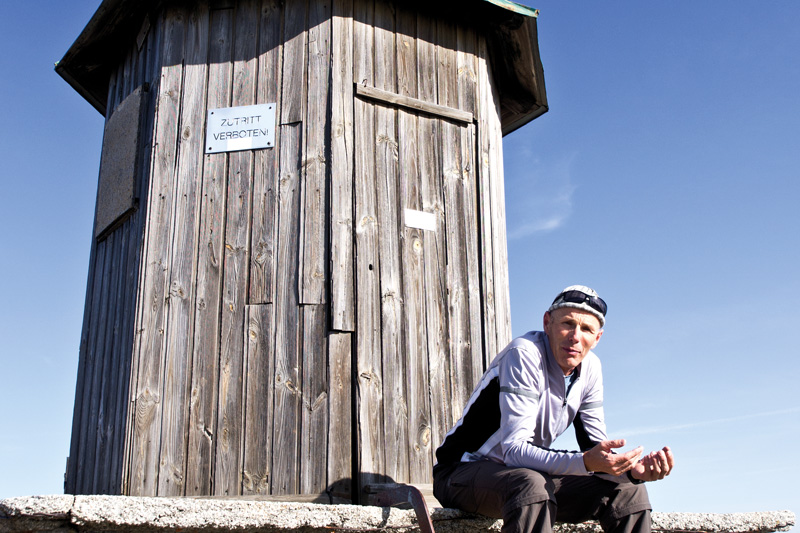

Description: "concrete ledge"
1 495 795 533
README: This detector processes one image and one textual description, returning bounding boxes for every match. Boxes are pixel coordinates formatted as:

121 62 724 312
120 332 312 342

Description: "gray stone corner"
1 495 795 533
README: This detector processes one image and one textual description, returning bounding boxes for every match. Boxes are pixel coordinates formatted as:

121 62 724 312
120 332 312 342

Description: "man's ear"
591 329 604 349
543 311 551 330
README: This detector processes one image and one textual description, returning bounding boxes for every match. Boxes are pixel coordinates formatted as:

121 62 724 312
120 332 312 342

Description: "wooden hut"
57 0 548 501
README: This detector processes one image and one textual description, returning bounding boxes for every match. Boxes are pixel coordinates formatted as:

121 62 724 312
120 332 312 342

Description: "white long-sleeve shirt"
434 331 608 476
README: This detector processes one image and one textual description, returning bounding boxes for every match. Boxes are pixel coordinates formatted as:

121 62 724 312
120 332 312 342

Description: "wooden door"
353 93 485 494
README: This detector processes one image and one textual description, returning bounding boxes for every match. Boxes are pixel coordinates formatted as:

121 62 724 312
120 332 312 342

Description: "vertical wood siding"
66 8 163 495
185 6 232 495
67 0 515 499
213 0 259 496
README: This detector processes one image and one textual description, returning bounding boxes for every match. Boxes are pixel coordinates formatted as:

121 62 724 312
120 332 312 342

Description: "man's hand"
583 439 643 476
630 446 674 482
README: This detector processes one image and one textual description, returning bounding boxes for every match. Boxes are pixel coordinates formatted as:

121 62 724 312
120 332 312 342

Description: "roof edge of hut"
55 0 547 132
55 0 153 115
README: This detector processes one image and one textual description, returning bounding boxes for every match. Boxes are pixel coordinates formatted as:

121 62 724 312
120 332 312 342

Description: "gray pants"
433 461 652 533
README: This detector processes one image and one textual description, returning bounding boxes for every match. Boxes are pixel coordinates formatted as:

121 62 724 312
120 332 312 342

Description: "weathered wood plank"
330 0 355 331
93 231 120 494
72 239 104 493
437 18 473 422
400 158 435 477
142 12 164 101
271 122 303 495
280 0 308 124
109 217 138 495
456 26 478 116
299 0 331 305
242 303 275 495
121 10 164 497
128 6 186 495
249 0 283 305
327 332 352 498
416 10 451 468
352 0 385 497
474 35 498 369
441 123 472 420
395 6 432 485
395 7 416 100
373 0 408 485
105 62 120 116
418 116 451 466
83 234 114 493
300 304 329 493
157 3 210 497
214 0 259 496
93 226 125 494
416 11 438 105
455 27 484 386
96 69 146 481
355 84 473 124
69 236 109 493
459 122 484 387
134 16 151 90
67 176 105 493
481 38 512 347
185 6 233 496
122 41 135 103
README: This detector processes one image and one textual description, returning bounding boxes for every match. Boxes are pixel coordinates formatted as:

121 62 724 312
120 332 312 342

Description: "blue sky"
1 0 797 526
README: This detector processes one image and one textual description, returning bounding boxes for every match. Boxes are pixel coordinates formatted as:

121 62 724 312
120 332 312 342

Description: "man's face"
543 307 604 376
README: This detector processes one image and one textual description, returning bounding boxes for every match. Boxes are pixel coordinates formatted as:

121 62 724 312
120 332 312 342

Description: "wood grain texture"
128 6 186 496
67 197 101 494
437 18 474 423
242 303 275 495
460 122 484 387
373 0 409 485
475 35 498 369
352 0 385 495
185 6 233 496
330 0 355 331
158 4 210 497
111 217 140 495
280 0 308 124
214 0 259 496
456 27 485 386
249 0 283 305
68 54 134 493
327 332 352 496
93 227 124 493
396 6 433 484
299 0 331 305
271 122 303 495
416 9 452 471
83 233 113 493
121 23 162 493
355 84 472 124
300 304 329 493
481 37 513 348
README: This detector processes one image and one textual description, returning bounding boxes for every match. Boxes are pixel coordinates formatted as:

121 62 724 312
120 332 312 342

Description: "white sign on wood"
404 208 437 232
205 103 276 153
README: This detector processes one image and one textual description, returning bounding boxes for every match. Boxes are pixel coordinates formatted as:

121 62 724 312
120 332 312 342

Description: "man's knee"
602 482 651 528
614 482 651 512
499 467 554 514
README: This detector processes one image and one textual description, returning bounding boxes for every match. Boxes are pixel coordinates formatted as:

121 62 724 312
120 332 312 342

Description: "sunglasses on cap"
553 290 608 317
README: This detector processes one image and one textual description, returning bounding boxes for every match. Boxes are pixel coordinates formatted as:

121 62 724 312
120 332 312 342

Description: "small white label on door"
404 209 436 232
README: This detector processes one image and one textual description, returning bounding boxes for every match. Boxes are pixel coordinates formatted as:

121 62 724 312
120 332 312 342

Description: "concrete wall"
1 495 795 533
